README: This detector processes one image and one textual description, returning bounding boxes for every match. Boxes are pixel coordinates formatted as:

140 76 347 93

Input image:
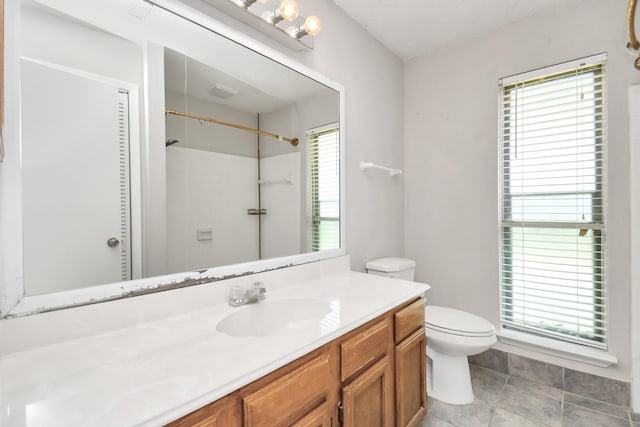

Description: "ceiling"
330 0 587 61
163 48 328 115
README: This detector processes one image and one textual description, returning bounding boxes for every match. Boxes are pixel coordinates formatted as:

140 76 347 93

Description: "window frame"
307 123 340 252
498 53 608 349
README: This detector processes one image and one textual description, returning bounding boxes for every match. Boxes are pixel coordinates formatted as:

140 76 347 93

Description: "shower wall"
164 91 302 271
165 149 302 271
165 91 259 273
166 147 258 272
260 152 301 260
165 90 258 157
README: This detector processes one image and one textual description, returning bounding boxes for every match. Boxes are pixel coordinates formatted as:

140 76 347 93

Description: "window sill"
497 328 618 368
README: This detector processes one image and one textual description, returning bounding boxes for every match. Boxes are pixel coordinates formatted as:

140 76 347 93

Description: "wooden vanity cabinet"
291 401 333 427
166 297 426 427
340 318 394 426
242 348 338 427
341 355 394 426
394 299 427 427
166 391 241 427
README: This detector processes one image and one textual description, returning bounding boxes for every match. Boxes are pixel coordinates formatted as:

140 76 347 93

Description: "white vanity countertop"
0 271 429 427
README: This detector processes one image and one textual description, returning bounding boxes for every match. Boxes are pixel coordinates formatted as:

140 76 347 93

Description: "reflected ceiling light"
262 0 299 24
208 83 239 98
288 15 322 39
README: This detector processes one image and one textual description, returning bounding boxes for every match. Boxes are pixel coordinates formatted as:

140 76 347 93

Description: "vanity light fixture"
262 0 299 25
206 0 322 49
287 15 322 39
236 0 268 9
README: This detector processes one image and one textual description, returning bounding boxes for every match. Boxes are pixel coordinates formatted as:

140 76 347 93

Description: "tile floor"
419 364 640 427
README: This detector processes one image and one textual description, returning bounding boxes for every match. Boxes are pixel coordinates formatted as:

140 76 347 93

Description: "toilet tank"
365 257 416 281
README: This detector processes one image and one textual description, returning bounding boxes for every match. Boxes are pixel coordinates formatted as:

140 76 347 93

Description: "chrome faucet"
228 282 267 307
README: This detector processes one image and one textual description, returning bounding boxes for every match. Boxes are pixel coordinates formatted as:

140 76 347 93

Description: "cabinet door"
395 328 427 427
291 401 332 427
342 355 394 427
243 350 335 427
166 393 241 427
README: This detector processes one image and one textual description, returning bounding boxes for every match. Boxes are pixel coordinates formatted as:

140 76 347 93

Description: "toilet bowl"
365 257 497 405
425 305 496 405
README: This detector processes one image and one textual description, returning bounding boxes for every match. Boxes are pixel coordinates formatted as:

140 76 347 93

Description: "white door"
21 59 131 295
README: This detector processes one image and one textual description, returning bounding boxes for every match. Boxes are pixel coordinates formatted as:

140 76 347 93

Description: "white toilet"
365 257 497 405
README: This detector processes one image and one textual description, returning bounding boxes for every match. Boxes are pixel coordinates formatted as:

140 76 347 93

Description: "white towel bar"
359 161 402 177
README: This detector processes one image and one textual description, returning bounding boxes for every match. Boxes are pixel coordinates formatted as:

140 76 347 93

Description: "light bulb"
304 15 322 36
279 0 299 21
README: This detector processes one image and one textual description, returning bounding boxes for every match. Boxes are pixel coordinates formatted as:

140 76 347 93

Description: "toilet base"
427 345 474 405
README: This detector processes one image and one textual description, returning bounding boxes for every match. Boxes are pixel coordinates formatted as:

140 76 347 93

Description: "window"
308 124 340 251
499 54 607 348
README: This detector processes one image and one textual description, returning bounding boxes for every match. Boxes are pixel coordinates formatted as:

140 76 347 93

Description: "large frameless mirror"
0 0 344 317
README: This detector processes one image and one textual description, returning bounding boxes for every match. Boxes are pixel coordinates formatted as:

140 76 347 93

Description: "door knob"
107 238 120 247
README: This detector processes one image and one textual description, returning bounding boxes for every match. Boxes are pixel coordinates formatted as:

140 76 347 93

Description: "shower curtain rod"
628 0 640 69
165 109 299 147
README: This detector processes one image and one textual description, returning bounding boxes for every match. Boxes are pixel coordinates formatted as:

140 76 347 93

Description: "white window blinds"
308 124 340 252
499 54 607 348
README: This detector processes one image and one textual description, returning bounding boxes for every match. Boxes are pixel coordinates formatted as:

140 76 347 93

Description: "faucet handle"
253 282 266 299
228 283 266 307
228 285 245 307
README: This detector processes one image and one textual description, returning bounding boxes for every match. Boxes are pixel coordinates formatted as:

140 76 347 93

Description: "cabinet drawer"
394 298 425 344
341 318 391 382
243 350 333 426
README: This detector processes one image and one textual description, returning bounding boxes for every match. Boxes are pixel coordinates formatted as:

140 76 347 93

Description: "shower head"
165 139 179 147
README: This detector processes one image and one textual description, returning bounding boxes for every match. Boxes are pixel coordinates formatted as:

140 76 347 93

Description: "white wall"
629 84 640 410
20 2 142 84
404 0 639 380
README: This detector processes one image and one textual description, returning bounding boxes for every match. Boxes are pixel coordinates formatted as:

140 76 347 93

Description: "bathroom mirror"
0 0 344 317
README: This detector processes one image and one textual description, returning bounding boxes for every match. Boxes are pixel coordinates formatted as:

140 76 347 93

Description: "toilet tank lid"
365 257 416 272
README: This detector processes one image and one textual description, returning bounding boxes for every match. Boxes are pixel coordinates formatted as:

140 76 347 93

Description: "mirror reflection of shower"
163 48 312 274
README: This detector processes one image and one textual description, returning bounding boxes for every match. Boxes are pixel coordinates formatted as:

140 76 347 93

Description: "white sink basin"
216 298 331 337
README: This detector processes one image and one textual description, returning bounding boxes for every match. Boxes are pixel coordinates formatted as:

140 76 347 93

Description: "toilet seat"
426 305 495 337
